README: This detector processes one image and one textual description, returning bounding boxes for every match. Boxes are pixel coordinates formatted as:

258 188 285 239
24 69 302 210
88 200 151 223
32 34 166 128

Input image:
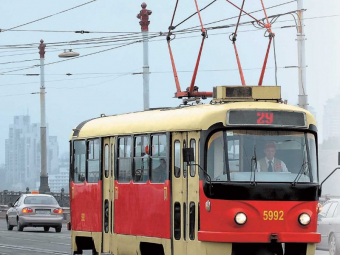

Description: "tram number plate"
263 210 284 221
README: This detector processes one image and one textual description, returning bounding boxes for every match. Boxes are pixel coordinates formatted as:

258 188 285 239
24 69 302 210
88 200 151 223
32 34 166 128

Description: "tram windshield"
207 130 318 183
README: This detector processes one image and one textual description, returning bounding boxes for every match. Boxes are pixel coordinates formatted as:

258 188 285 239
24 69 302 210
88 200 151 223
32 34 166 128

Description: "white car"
6 194 63 232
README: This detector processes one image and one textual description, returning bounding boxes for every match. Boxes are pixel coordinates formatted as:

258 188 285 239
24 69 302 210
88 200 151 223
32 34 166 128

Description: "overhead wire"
0 66 290 88
49 68 141 90
0 35 161 74
1 0 101 33
0 59 39 65
176 0 298 31
0 73 132 87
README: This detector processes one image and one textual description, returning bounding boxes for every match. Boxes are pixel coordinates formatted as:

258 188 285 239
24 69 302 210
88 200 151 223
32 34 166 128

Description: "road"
0 219 330 255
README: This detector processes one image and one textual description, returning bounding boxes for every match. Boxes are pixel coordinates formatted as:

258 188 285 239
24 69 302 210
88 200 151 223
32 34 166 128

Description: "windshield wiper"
250 145 257 185
292 161 309 186
189 163 213 195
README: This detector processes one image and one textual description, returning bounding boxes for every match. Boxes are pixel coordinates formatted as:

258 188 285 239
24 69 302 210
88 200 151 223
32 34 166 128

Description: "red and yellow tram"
69 86 320 255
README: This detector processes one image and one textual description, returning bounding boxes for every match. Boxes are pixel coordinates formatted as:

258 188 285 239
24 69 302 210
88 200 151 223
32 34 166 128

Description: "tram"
69 86 320 255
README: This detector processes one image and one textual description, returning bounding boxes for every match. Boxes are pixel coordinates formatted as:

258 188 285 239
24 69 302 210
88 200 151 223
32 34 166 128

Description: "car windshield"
207 130 318 183
24 196 59 205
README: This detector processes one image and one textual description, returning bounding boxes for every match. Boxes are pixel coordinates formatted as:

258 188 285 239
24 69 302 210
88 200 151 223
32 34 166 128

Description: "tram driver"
257 142 288 172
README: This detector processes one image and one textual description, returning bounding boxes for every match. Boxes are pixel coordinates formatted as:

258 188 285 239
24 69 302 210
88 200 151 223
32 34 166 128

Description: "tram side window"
174 141 181 178
111 144 114 177
134 135 149 183
190 139 196 177
104 144 109 178
88 139 100 183
207 132 226 181
151 134 167 183
73 140 86 183
183 140 187 178
118 137 132 183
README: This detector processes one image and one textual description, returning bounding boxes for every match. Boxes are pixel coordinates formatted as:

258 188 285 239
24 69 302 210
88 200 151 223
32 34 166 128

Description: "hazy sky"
0 0 339 164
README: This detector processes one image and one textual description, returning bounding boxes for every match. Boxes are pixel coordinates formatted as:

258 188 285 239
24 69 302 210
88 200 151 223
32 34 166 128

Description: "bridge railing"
0 189 69 207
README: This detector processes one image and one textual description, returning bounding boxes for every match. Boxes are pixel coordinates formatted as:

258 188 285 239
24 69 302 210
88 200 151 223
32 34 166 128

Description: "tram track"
0 244 69 255
0 233 70 246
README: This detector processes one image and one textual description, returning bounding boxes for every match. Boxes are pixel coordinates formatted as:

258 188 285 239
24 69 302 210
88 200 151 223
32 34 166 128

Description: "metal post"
297 0 308 109
137 3 152 111
38 40 50 193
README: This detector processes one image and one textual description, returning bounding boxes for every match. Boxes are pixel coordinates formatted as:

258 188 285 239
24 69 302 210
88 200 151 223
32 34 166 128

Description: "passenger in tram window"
257 142 288 172
78 173 85 182
152 158 167 183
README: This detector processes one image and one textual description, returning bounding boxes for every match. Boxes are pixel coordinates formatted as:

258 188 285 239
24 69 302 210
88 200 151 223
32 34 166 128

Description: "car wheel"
329 233 340 255
55 227 61 233
17 219 24 232
6 218 13 231
44 226 50 232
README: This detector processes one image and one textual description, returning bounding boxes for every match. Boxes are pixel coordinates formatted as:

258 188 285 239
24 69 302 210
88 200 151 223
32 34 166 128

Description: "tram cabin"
69 86 320 255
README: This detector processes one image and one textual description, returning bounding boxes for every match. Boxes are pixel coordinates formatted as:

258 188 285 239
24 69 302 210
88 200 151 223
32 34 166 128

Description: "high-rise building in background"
323 94 340 141
44 152 69 193
4 115 59 191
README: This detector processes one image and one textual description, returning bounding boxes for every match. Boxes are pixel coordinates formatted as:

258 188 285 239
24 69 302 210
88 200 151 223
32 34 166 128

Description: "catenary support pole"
137 3 152 111
38 40 50 193
297 0 308 109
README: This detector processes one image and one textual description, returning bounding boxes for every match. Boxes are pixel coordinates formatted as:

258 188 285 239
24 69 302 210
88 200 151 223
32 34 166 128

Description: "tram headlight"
298 213 311 226
235 212 247 225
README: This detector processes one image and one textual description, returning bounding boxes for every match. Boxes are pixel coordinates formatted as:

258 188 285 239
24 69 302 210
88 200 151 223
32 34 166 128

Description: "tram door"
102 137 115 253
172 131 200 255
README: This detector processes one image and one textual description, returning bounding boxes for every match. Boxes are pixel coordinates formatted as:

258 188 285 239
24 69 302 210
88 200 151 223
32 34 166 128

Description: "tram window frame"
183 140 187 178
117 136 132 183
174 140 181 178
174 202 181 240
111 143 114 177
69 141 73 181
151 133 167 183
189 202 195 240
73 140 86 183
104 144 109 178
133 135 149 183
87 139 101 183
183 202 187 241
190 139 196 177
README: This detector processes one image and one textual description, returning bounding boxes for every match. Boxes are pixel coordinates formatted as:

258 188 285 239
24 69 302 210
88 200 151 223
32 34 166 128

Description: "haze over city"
0 0 339 194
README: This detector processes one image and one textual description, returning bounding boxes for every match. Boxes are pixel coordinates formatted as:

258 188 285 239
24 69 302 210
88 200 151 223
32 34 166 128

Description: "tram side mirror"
319 152 340 197
183 148 195 164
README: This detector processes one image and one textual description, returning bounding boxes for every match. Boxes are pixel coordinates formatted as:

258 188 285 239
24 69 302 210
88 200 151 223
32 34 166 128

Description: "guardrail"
0 189 69 207
0 206 70 221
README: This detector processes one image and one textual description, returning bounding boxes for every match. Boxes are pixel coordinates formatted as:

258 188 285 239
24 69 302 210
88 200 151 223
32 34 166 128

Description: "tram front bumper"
198 231 321 243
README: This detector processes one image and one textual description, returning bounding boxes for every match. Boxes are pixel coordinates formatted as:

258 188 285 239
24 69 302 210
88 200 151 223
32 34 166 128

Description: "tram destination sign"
227 110 306 127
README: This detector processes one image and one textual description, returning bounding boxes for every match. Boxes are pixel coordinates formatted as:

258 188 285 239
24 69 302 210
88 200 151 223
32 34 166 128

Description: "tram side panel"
71 181 102 232
114 180 171 238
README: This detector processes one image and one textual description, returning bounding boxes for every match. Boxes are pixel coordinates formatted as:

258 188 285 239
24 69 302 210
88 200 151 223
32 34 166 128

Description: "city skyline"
4 115 59 191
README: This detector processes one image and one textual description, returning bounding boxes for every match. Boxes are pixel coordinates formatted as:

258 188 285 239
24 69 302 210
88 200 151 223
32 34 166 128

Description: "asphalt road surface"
0 219 330 255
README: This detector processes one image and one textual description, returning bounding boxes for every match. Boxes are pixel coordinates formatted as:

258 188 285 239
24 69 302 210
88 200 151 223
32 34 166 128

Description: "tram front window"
207 130 318 183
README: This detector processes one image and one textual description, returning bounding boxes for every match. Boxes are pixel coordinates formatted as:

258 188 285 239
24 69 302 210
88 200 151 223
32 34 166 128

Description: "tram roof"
71 102 316 139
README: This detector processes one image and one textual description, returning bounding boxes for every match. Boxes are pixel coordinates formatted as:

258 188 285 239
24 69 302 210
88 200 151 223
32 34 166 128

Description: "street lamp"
38 39 50 193
37 42 80 194
58 49 80 58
